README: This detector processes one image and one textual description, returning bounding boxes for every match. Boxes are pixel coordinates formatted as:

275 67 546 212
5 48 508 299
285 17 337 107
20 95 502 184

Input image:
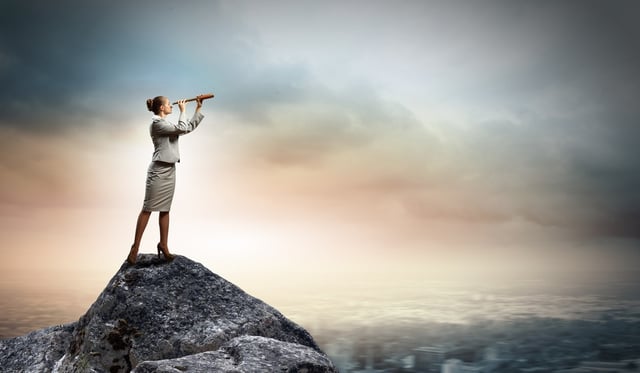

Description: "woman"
127 95 205 264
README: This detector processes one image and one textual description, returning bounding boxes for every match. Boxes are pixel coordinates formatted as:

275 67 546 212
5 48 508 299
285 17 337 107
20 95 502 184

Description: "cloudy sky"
1 0 639 304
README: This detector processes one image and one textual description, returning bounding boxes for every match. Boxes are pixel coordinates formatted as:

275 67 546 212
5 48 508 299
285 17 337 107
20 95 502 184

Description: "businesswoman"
127 95 205 265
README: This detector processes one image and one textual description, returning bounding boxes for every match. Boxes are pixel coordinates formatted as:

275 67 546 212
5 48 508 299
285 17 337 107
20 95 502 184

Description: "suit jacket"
150 111 204 163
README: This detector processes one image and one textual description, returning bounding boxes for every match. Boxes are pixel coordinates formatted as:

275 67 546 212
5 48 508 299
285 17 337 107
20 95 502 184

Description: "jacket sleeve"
152 112 205 136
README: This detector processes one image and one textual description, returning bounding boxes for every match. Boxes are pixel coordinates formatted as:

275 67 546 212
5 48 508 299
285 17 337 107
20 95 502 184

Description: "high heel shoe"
157 243 175 262
127 245 137 265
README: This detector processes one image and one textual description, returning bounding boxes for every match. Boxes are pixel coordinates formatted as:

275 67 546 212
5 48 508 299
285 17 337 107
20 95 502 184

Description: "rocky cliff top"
0 254 336 373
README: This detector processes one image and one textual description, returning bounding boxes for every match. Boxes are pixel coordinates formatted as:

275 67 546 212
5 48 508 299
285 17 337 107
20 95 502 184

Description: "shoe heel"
157 243 175 262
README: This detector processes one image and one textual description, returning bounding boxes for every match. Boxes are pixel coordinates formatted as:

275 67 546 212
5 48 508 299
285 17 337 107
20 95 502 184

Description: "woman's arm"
152 99 204 136
151 115 203 136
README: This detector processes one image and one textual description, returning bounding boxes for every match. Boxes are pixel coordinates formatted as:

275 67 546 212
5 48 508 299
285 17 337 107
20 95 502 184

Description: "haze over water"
3 266 639 339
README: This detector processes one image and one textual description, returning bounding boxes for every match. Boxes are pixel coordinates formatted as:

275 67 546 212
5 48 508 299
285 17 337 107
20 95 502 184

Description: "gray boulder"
0 254 336 373
132 335 336 373
0 323 75 373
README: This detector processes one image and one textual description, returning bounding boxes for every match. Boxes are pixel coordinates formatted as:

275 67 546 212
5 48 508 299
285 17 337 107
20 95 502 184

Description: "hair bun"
146 98 154 112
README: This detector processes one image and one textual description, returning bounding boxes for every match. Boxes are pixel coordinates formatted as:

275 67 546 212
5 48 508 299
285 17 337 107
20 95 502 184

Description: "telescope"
172 93 214 105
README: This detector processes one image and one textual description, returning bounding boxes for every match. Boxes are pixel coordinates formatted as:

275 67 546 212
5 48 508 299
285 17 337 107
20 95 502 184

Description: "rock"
132 335 336 373
0 323 75 373
0 254 336 373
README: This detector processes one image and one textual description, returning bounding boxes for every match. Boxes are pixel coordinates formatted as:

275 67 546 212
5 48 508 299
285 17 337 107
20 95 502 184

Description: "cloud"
0 1 242 131
1 0 639 244
0 128 82 207
231 77 432 162
0 2 118 128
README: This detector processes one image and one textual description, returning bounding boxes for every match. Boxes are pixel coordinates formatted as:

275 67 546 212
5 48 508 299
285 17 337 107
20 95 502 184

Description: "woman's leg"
158 211 172 256
128 210 152 262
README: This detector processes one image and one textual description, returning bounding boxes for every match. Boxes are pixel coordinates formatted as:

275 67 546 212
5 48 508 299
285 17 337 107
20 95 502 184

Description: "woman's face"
161 97 173 115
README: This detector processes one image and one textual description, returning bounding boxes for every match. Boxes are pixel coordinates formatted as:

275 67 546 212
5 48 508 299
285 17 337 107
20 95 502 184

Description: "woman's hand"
196 97 203 111
178 99 186 113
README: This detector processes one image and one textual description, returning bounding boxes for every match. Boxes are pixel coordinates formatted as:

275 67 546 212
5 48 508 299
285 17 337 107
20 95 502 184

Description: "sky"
1 0 640 311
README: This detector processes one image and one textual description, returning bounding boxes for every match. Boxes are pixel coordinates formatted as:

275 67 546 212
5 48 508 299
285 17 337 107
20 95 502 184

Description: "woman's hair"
146 96 166 114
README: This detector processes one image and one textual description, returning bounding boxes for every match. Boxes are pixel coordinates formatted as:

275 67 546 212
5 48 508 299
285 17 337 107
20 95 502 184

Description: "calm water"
0 280 100 338
3 273 640 338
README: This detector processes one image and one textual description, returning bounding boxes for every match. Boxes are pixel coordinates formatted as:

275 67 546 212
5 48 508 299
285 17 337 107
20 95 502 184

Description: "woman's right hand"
178 99 186 113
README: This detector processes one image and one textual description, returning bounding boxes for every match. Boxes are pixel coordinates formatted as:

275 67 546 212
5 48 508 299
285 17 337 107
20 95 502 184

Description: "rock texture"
0 323 75 372
132 335 336 373
0 254 336 373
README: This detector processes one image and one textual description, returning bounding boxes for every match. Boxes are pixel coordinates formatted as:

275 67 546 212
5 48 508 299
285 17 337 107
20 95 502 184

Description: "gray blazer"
150 111 204 163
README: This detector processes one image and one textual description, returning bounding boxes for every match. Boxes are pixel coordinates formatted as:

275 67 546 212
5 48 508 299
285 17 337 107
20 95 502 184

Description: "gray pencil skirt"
142 161 176 212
